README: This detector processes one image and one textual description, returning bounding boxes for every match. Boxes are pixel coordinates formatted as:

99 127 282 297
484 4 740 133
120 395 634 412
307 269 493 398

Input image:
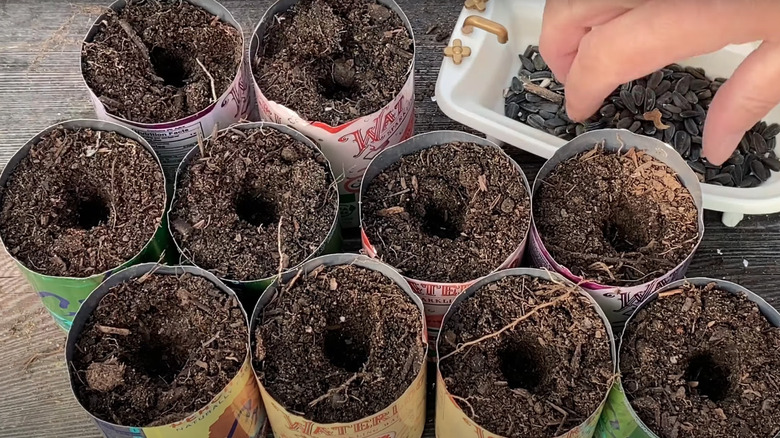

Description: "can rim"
79 0 246 128
616 277 780 438
0 118 168 281
168 121 340 286
358 130 532 286
530 128 706 290
248 0 416 129
64 262 253 429
435 267 618 436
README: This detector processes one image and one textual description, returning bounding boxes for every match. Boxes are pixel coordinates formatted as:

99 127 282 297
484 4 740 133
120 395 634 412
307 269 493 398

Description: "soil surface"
71 273 248 427
0 127 164 277
254 264 425 423
534 146 699 286
439 276 614 438
253 0 413 126
362 142 530 283
621 283 780 438
170 127 338 281
82 0 242 124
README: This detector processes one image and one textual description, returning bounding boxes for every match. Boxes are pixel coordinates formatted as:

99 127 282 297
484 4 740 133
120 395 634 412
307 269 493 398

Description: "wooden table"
1 1 779 437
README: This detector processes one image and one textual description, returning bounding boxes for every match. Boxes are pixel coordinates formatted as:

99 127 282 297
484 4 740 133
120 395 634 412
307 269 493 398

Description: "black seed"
714 77 727 83
659 108 673 119
632 84 646 107
762 156 780 171
663 104 682 114
708 172 734 186
539 110 556 120
769 137 777 151
763 123 780 139
654 130 665 140
559 111 575 123
696 89 712 100
576 124 586 136
735 164 745 180
620 89 639 113
710 82 721 93
527 114 545 130
621 81 633 92
629 121 642 133
523 45 537 58
544 117 567 129
617 117 633 130
656 80 672 95
727 152 745 165
508 93 526 105
647 70 664 89
553 125 568 136
672 92 692 110
706 168 718 181
530 70 552 80
690 144 702 161
511 77 523 93
752 132 768 154
690 79 710 91
675 131 691 157
519 55 536 72
584 120 607 131
644 88 656 113
506 102 520 118
672 113 684 122
739 175 760 188
657 91 673 105
519 68 534 77
680 110 699 118
664 124 676 143
751 159 771 181
533 54 547 71
619 109 633 119
643 122 657 136
692 135 703 145
566 124 578 134
550 82 565 92
675 75 692 94
540 103 561 113
669 64 684 72
600 103 617 118
689 160 706 174
694 104 706 117
520 102 540 113
754 121 768 133
686 66 708 80
525 93 542 103
684 90 699 105
704 159 721 169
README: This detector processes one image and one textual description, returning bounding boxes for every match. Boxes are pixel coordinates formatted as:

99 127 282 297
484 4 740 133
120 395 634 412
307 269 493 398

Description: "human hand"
539 0 780 165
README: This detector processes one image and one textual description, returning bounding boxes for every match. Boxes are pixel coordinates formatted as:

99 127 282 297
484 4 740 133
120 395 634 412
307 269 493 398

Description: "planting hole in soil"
253 0 413 126
438 275 613 438
82 0 242 124
0 127 165 277
362 142 530 283
534 145 699 286
170 127 338 282
70 273 248 427
621 283 780 438
253 264 425 423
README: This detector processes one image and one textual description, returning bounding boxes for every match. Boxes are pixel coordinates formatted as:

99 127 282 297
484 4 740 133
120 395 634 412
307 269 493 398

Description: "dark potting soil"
0 128 164 277
505 45 780 187
534 146 699 286
253 0 413 126
362 142 530 283
82 0 242 124
439 276 614 438
621 283 780 438
71 273 247 427
254 264 425 423
170 127 338 281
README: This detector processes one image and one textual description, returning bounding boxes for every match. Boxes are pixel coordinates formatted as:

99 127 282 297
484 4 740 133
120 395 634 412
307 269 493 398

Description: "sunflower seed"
519 68 533 77
710 82 722 93
738 135 751 154
708 172 734 186
600 103 617 118
688 160 706 174
727 152 745 165
533 54 547 71
539 110 556 119
686 66 708 80
553 125 568 136
669 64 684 72
706 168 718 181
544 117 567 129
763 123 780 140
621 81 633 92
739 175 760 188
505 102 520 118
656 80 672 95
654 130 665 140
617 117 633 130
675 131 691 157
520 102 540 113
540 103 561 113
675 75 692 94
690 79 710 91
684 90 699 105
550 82 565 92
511 77 523 93
762 156 780 171
680 110 699 118
769 137 777 151
657 91 673 105
752 132 768 154
519 55 536 72
694 104 706 117
672 92 692 110
751 159 771 181
632 84 646 107
508 93 526 104
663 104 682 114
664 124 677 143
695 89 712 100
629 121 642 133
754 121 768 133
523 45 537 58
530 70 552 80
527 114 545 130
576 124 586 136
684 118 699 136
692 135 703 145
525 93 542 103
647 70 664 89
620 89 639 113
644 88 656 112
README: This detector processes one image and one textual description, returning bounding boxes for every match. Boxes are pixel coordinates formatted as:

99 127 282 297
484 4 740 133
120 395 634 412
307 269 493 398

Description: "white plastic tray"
435 0 776 227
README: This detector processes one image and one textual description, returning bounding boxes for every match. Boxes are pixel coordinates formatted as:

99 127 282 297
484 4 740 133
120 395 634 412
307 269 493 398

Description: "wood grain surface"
0 1 778 437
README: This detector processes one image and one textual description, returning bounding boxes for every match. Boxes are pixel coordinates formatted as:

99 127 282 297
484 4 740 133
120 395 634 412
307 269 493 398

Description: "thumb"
703 41 780 165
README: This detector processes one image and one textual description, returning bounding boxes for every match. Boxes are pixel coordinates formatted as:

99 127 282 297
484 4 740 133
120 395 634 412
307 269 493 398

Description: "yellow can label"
260 365 426 438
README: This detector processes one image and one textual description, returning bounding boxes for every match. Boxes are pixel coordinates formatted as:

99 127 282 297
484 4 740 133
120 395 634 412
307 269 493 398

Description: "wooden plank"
0 1 778 438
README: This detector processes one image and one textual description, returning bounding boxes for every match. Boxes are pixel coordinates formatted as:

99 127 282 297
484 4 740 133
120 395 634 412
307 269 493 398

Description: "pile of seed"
504 45 780 188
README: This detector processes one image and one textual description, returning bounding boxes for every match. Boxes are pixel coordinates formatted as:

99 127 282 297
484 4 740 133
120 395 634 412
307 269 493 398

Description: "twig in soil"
451 395 476 418
309 373 362 407
659 288 684 298
96 325 131 336
276 216 287 279
201 330 221 348
197 130 205 157
377 206 405 217
440 292 573 362
546 401 569 436
117 19 149 59
196 58 218 103
517 76 564 104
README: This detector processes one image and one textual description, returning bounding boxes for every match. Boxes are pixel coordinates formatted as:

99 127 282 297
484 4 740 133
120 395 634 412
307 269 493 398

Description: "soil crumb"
362 142 530 283
171 127 338 281
254 264 425 423
534 145 699 286
0 127 165 277
254 0 413 126
71 273 247 427
82 0 242 124
439 276 614 438
621 282 780 438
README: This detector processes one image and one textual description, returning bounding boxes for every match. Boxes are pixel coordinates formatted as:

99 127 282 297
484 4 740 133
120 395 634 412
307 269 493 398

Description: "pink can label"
529 225 691 323
256 73 415 228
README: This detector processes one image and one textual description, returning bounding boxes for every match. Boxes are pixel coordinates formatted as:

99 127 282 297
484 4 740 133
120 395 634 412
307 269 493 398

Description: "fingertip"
564 93 598 123
702 133 742 167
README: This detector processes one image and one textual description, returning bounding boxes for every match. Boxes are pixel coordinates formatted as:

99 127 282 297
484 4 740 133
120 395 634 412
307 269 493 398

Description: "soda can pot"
249 0 416 228
0 119 170 331
597 278 780 438
169 122 341 299
359 131 531 338
528 129 705 324
82 0 253 183
435 268 617 438
250 254 428 438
